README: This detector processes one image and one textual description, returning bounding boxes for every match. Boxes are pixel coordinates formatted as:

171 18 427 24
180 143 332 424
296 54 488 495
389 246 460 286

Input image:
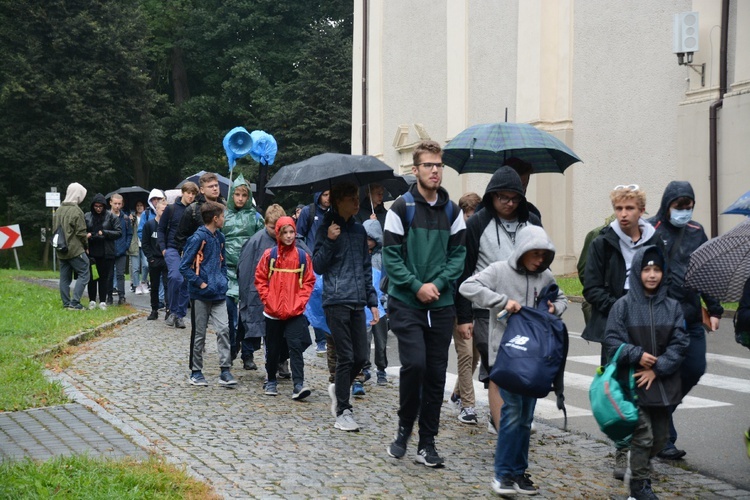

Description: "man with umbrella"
312 181 380 432
383 140 466 467
649 181 722 460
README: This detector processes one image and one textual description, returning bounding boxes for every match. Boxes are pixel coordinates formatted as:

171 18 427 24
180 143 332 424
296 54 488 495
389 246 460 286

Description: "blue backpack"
489 283 569 425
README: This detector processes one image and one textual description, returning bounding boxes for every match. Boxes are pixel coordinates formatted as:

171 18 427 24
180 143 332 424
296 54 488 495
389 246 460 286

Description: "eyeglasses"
614 184 640 191
416 162 444 170
495 194 522 205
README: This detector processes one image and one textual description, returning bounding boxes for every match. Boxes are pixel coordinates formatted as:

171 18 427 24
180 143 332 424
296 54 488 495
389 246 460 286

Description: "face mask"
670 208 693 227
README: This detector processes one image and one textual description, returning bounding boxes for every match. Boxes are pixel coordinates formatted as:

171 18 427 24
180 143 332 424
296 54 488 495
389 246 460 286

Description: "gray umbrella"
685 218 750 302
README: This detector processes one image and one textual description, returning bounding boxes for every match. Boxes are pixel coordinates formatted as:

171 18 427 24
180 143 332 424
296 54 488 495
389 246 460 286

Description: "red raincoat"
255 216 315 320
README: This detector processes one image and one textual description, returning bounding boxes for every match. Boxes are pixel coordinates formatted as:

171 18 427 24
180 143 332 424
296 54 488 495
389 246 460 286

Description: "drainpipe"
361 0 369 155
708 0 729 237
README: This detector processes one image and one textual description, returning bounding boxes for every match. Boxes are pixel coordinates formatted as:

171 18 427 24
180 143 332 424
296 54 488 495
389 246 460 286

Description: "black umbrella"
104 186 149 212
177 171 231 199
685 218 750 302
360 175 412 203
266 153 397 194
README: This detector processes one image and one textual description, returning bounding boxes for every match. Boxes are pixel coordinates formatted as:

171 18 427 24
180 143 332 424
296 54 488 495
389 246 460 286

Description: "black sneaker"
277 360 291 379
630 478 658 500
118 296 126 306
492 477 516 495
415 443 444 468
174 317 186 329
387 425 411 459
513 473 538 495
243 359 257 370
147 310 158 320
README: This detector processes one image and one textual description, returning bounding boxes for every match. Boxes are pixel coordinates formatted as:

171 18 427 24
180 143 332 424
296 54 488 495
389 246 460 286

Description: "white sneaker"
88 301 97 310
99 302 107 310
334 409 359 432
135 284 143 295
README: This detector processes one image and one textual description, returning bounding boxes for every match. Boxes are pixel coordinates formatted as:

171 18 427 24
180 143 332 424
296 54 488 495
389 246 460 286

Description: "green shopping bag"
589 344 638 441
91 263 99 281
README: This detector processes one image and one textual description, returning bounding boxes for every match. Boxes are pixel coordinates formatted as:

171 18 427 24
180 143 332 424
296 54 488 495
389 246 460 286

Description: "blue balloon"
223 127 253 170
249 130 278 165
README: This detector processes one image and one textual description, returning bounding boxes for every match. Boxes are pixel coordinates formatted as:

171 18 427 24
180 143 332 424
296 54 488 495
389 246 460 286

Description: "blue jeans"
60 253 90 307
130 250 148 286
495 388 537 479
668 322 706 447
165 248 188 318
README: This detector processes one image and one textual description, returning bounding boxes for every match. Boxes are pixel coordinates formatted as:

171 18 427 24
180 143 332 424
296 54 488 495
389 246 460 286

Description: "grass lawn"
0 270 216 498
0 455 218 499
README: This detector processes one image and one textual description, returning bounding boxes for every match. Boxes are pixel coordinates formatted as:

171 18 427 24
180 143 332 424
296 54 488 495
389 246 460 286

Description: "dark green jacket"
382 185 466 309
55 202 88 259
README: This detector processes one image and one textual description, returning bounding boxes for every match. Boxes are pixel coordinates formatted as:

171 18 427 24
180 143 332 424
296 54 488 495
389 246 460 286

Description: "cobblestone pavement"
44 313 750 499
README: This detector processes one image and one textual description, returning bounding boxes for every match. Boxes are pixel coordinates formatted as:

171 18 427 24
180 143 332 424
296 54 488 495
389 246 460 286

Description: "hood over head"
90 193 107 212
363 219 383 248
654 181 695 223
227 174 255 211
628 245 669 302
64 183 87 205
507 225 556 274
147 189 165 211
482 166 530 221
274 216 297 245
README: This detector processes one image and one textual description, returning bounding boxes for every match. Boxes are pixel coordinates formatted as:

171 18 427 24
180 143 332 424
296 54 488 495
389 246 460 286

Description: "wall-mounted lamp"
674 11 705 86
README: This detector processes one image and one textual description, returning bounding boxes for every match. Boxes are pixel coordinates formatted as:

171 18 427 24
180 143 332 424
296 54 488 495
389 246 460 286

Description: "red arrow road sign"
0 225 23 250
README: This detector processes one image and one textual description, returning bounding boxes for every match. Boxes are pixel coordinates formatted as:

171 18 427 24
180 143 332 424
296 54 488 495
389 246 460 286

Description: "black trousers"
88 256 114 303
388 297 455 446
148 260 168 311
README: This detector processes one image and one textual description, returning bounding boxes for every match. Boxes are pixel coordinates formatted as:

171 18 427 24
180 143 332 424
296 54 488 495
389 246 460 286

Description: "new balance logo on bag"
505 335 530 351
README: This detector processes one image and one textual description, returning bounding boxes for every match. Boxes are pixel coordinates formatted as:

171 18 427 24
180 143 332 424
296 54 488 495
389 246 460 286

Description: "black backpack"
52 225 68 253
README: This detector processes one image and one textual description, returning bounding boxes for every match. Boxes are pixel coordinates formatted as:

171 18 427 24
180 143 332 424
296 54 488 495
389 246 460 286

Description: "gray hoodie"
459 225 567 366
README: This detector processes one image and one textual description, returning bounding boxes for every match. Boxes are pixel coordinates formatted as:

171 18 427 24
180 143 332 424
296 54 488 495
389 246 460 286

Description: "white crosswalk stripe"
385 353 748 422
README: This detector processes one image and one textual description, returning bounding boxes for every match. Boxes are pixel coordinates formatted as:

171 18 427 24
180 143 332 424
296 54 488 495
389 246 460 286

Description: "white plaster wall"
377 0 448 170
571 0 691 256
719 91 750 233
459 1 520 200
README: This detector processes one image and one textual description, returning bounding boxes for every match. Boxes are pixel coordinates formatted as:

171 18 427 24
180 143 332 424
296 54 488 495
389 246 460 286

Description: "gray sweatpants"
189 299 231 372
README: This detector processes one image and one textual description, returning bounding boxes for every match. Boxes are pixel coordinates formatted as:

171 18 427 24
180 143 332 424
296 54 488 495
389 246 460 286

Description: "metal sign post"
47 188 60 272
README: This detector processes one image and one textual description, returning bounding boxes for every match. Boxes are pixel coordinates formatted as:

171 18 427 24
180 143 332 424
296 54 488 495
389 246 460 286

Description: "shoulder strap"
306 203 316 233
268 246 307 287
401 191 455 230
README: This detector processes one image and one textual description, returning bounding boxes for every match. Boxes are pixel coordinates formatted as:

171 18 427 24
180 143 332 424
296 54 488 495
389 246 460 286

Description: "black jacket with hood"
604 245 689 407
296 191 329 250
84 193 122 259
648 181 723 326
174 194 227 252
456 166 542 324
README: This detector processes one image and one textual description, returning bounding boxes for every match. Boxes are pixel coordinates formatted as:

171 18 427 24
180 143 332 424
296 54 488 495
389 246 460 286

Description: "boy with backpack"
459 225 567 496
604 246 688 500
179 201 236 387
142 199 169 320
255 216 316 399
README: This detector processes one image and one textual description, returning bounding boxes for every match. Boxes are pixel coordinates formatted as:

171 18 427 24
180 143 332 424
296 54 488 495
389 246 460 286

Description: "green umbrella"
443 122 582 174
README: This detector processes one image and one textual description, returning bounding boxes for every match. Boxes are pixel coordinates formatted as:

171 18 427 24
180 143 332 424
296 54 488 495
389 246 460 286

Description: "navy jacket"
179 225 228 302
313 211 378 309
158 199 188 252
648 181 723 326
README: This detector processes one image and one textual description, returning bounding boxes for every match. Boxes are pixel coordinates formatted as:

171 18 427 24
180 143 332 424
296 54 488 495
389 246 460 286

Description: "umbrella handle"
470 137 476 160
369 185 374 213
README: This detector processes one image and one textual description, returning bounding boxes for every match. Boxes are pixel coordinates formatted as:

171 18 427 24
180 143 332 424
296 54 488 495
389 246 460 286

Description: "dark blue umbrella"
722 190 750 216
443 122 582 174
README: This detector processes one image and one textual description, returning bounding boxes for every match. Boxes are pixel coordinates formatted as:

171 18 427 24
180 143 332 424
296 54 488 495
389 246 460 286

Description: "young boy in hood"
56 182 90 310
179 201 236 387
85 193 122 310
255 216 316 400
604 246 688 500
648 180 722 460
362 218 388 387
143 199 168 320
460 225 566 496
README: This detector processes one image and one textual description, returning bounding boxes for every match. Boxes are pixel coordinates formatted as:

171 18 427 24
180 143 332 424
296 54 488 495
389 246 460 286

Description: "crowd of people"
53 142 748 499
